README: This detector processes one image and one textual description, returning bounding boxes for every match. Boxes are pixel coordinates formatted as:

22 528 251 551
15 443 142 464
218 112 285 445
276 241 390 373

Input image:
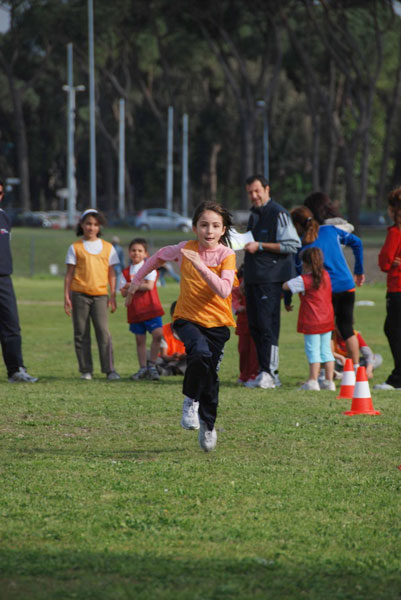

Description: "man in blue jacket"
0 180 37 382
243 175 301 389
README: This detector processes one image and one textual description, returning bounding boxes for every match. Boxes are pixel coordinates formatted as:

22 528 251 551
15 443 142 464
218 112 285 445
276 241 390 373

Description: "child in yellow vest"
64 209 120 380
126 201 238 452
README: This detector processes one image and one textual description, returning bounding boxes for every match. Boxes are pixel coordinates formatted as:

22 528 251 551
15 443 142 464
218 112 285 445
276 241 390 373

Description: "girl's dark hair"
76 210 106 237
290 206 319 245
388 187 401 222
192 201 234 247
129 237 148 252
304 192 339 224
301 247 324 289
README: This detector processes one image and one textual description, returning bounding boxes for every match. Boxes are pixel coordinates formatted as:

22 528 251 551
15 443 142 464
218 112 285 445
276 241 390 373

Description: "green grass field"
1 229 400 599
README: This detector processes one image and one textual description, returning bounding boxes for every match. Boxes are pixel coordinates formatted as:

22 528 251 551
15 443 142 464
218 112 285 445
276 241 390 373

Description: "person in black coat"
0 180 37 382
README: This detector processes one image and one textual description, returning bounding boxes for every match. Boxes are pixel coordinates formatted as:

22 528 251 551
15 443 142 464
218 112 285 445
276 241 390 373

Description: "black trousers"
384 292 401 388
0 275 23 377
245 282 282 375
173 319 230 430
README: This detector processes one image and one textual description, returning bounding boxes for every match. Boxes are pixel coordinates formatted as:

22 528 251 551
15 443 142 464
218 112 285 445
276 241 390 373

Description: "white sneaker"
373 382 401 390
107 371 121 381
300 380 320 391
8 367 38 383
256 371 276 389
319 379 336 391
130 367 148 381
80 372 92 380
245 371 275 389
181 397 200 430
198 418 217 451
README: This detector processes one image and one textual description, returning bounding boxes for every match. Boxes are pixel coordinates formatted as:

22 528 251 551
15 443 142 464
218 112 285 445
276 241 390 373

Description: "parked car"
11 211 52 228
135 208 192 232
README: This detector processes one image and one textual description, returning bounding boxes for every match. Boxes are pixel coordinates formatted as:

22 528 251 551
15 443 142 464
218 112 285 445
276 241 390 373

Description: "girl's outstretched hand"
125 282 140 306
181 248 203 268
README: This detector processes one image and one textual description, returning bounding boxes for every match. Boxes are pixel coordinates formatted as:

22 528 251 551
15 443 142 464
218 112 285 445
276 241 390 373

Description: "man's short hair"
245 174 269 188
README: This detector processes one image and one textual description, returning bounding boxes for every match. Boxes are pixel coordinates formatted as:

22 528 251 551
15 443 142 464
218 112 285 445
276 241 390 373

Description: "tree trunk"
7 72 30 211
377 42 401 209
209 142 221 202
342 146 360 232
241 114 255 208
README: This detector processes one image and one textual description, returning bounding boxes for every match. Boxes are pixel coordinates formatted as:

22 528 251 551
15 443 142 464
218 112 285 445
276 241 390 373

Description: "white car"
135 208 192 232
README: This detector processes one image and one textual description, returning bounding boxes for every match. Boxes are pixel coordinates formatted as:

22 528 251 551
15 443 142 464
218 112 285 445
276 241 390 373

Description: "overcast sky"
0 5 10 33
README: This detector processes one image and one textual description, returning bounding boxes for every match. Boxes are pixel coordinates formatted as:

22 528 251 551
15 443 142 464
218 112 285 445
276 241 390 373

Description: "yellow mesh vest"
173 240 237 328
71 239 112 296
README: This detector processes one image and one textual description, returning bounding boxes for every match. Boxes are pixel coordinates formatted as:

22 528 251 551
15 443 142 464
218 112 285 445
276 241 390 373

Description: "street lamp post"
88 0 96 207
256 100 269 182
118 98 125 219
166 106 174 211
63 43 85 228
181 113 188 217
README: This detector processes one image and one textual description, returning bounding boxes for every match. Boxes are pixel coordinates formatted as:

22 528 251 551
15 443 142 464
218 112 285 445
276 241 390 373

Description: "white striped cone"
337 358 356 399
344 366 380 416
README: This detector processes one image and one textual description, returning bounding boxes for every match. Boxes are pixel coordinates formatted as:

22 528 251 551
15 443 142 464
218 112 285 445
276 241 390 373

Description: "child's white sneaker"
181 397 200 430
106 371 121 381
80 372 92 380
147 363 160 381
319 379 336 391
300 379 320 391
130 367 147 380
198 419 217 451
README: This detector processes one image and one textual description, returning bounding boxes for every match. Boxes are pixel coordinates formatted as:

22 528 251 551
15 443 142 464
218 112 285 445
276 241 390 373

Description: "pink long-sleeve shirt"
131 241 236 298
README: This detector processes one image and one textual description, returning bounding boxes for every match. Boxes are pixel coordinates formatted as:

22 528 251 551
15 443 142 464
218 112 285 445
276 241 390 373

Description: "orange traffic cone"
344 366 380 416
337 358 355 399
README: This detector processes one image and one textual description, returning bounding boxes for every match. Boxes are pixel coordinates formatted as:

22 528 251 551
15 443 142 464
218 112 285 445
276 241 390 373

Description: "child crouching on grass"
120 238 164 381
125 201 238 452
283 247 336 391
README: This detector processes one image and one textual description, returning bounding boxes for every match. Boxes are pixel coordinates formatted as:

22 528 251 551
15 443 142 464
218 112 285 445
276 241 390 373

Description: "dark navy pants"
245 282 282 375
384 292 401 388
173 319 230 430
0 275 23 377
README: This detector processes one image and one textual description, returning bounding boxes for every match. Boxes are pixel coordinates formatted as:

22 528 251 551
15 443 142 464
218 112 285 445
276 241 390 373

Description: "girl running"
283 247 335 391
125 201 237 452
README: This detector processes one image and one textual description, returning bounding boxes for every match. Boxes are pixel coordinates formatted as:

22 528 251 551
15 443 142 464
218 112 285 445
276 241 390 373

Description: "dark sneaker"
8 367 38 383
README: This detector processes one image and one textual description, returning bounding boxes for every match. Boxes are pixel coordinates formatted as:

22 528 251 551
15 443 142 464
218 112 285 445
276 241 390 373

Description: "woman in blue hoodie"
291 195 364 368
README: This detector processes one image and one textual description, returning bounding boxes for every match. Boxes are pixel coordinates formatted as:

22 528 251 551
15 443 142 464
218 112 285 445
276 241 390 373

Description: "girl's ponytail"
290 206 319 244
301 247 324 289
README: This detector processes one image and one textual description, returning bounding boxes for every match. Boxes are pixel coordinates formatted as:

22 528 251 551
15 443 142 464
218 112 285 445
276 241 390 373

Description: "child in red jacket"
120 238 164 380
283 247 335 391
375 188 401 390
232 265 259 385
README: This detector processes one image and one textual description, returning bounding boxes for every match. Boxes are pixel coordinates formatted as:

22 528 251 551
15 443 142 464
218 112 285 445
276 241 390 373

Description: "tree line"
0 0 400 228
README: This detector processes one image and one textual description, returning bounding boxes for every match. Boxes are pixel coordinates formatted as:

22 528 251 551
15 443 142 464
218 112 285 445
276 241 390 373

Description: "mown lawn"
0 275 400 599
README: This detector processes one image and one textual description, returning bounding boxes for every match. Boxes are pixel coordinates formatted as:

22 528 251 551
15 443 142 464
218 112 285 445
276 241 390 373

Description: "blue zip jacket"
299 225 364 293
